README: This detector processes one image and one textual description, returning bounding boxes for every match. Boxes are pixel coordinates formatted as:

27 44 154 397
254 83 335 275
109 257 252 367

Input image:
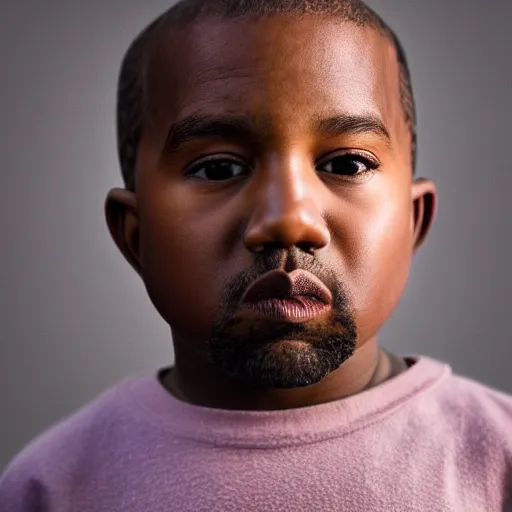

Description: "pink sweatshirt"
1 356 512 511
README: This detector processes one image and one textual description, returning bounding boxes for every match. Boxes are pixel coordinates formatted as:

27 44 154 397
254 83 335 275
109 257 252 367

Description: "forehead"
145 16 404 144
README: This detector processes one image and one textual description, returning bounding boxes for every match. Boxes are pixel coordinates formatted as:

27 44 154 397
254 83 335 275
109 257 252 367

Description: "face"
107 16 436 389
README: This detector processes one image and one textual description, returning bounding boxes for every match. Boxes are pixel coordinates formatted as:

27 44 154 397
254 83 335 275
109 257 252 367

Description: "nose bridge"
265 153 309 214
244 153 330 251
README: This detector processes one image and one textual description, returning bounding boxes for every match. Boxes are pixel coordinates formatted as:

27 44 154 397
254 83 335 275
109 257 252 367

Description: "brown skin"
105 16 437 410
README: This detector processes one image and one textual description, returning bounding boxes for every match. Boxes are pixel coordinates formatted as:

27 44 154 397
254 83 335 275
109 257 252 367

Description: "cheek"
137 199 226 341
338 187 413 338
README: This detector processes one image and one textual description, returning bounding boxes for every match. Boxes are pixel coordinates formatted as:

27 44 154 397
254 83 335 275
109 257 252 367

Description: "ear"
411 178 437 252
105 188 142 275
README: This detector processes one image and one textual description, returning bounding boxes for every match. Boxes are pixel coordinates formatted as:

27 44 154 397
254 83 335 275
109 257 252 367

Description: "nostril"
296 242 316 255
248 241 318 255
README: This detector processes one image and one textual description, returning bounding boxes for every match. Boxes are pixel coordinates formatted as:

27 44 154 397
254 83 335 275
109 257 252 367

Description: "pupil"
206 161 234 180
332 156 360 175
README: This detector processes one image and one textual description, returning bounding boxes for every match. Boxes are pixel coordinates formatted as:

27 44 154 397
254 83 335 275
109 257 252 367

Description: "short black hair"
117 0 417 191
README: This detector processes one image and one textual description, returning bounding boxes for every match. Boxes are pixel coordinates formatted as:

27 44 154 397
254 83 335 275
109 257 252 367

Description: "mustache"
218 247 344 309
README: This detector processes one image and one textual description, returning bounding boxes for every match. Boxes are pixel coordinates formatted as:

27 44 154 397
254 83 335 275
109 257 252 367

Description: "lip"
239 269 332 323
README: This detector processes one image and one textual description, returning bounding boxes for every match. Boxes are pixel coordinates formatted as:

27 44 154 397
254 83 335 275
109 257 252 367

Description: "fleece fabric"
1 356 512 511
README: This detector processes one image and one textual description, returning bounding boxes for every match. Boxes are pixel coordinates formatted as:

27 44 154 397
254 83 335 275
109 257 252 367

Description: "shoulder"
440 371 512 432
400 359 512 505
0 378 132 508
409 357 512 434
428 368 512 471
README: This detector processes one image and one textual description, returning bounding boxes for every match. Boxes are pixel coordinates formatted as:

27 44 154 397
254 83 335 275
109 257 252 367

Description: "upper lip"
241 269 333 305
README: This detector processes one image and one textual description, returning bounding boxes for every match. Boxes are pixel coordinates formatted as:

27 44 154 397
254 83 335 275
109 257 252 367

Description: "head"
106 0 436 390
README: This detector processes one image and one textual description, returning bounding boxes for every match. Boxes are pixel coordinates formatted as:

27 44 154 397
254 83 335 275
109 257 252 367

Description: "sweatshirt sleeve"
0 457 50 512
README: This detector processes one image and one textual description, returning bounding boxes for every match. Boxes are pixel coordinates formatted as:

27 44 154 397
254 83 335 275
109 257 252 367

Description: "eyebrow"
163 112 391 152
312 114 391 146
164 114 260 152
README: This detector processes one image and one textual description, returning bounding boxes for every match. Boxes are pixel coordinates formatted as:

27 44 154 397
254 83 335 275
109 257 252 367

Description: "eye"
316 152 379 177
185 157 249 181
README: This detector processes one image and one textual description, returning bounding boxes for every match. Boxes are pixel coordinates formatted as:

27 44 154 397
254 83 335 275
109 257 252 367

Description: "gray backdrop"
1 0 511 471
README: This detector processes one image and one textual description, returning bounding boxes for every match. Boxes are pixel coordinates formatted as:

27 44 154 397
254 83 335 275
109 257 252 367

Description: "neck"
162 335 406 411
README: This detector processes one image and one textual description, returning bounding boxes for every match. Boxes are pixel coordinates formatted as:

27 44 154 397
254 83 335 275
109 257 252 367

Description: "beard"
206 249 357 389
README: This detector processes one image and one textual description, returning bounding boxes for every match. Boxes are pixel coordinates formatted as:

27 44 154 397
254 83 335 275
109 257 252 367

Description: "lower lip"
240 297 330 323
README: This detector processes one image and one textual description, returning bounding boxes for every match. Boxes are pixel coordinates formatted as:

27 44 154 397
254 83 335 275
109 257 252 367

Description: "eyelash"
317 150 379 176
184 151 380 181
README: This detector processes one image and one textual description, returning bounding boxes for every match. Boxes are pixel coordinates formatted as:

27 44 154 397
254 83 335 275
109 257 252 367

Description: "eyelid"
182 149 380 177
183 153 250 174
315 148 380 168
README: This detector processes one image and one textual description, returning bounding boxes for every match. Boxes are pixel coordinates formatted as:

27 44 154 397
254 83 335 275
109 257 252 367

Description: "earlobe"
411 178 437 252
105 188 142 274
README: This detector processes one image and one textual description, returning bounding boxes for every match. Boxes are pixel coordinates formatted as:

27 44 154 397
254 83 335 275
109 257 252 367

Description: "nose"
243 156 330 254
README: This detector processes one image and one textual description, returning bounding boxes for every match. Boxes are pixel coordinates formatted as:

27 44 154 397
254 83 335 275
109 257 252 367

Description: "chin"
216 340 350 389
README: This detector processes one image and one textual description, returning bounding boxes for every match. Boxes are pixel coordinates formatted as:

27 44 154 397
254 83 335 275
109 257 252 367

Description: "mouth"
239 269 332 323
